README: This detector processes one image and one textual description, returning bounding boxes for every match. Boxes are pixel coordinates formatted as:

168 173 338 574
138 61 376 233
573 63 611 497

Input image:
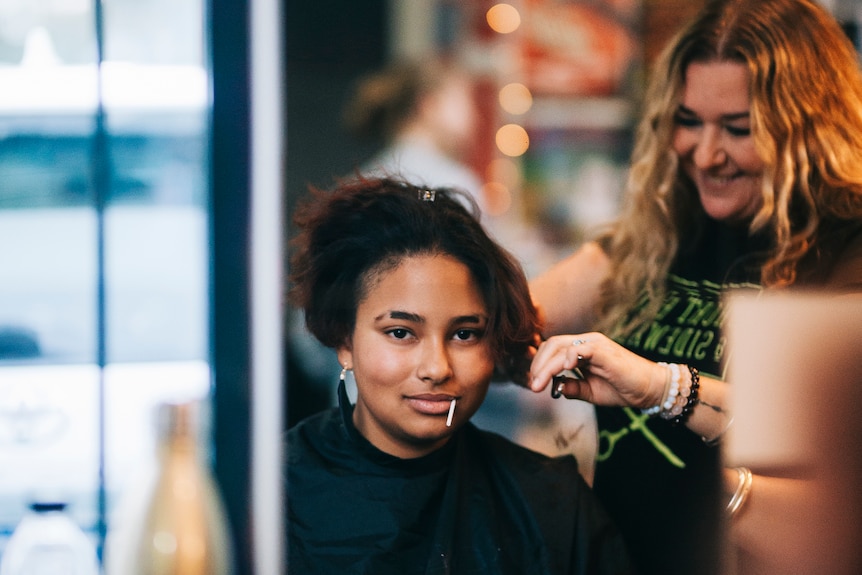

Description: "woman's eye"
725 125 751 137
387 328 411 340
673 114 701 128
453 329 482 342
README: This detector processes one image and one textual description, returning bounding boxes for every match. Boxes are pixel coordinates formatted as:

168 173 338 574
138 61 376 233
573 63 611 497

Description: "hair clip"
419 189 436 202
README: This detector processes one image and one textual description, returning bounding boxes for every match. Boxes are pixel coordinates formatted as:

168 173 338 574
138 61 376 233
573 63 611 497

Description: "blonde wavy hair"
597 0 862 336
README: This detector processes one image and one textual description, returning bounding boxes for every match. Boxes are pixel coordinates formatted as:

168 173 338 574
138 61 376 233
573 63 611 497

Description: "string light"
496 123 529 157
499 82 532 115
486 4 521 34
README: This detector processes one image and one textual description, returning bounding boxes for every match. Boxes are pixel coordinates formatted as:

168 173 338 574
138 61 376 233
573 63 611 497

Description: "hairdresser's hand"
528 332 665 409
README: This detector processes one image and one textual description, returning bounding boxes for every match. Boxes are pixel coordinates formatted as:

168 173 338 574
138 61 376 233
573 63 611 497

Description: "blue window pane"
0 1 211 565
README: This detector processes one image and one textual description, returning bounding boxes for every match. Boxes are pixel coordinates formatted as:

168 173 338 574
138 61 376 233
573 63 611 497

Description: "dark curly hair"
288 177 539 383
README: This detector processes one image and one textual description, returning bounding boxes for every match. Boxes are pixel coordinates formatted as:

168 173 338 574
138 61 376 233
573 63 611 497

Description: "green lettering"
657 327 681 355
642 323 669 352
689 301 716 326
676 298 701 324
713 335 727 363
701 302 722 327
672 328 695 357
694 330 714 361
685 329 703 359
655 294 681 321
627 322 650 348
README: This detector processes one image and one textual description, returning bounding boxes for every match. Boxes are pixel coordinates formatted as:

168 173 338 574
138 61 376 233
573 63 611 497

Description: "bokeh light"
486 157 521 188
495 124 529 157
481 181 512 216
486 4 521 34
499 82 532 115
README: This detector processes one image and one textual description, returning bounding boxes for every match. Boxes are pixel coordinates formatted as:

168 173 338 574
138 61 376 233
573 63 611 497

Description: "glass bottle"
0 501 99 575
108 400 233 575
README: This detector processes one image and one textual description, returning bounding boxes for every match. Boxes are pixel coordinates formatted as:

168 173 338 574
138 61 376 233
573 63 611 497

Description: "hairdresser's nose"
417 338 453 384
692 125 727 169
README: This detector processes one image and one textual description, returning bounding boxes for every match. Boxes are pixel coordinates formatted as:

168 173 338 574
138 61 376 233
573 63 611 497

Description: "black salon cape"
287 382 634 575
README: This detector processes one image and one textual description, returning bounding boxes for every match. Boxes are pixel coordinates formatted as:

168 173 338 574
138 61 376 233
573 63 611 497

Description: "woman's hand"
528 332 666 409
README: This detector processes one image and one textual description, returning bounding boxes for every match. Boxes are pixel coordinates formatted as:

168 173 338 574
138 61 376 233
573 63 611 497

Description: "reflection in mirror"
0 0 211 567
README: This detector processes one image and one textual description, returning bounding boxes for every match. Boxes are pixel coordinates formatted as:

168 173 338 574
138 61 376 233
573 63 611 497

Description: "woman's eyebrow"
721 111 750 121
676 104 749 121
376 311 486 325
451 314 485 325
379 310 423 322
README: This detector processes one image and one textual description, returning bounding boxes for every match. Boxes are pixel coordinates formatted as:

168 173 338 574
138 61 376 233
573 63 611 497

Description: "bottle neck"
157 401 202 458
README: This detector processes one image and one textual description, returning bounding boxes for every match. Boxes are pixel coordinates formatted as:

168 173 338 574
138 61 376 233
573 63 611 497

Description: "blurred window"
0 0 211 561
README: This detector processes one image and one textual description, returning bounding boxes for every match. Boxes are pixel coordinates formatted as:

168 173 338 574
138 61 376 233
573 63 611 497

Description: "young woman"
287 178 633 574
528 1 862 574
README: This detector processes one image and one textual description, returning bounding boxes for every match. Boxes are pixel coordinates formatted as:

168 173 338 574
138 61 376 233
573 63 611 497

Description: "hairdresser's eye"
673 113 701 128
725 124 751 137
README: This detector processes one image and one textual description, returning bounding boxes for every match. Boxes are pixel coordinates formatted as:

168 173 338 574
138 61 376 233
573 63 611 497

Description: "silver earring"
340 366 347 383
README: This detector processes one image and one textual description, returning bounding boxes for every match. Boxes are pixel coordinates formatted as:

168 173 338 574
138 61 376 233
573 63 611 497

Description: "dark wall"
284 0 388 427
285 0 388 222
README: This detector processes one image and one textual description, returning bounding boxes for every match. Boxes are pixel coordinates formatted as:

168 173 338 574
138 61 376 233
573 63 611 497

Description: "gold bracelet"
726 466 753 517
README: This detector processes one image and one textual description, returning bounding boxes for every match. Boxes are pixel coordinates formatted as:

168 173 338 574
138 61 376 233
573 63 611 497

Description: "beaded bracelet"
654 364 695 422
642 362 673 417
641 363 700 425
667 365 699 426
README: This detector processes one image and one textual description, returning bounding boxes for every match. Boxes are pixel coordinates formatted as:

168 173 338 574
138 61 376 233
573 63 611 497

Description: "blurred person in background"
342 57 487 213
526 0 862 574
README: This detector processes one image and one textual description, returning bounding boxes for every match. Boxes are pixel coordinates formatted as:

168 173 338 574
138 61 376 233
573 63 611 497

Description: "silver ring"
572 338 587 346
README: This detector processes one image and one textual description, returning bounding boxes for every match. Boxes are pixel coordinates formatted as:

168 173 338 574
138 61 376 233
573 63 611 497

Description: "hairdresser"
527 1 862 574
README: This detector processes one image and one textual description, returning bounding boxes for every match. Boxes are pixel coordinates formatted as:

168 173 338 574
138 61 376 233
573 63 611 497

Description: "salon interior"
0 0 860 574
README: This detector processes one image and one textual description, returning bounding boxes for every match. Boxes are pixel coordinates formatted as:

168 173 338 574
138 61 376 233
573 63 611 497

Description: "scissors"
596 408 685 468
550 367 586 399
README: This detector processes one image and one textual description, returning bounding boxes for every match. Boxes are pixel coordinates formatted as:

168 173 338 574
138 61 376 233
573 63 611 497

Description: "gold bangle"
726 466 753 517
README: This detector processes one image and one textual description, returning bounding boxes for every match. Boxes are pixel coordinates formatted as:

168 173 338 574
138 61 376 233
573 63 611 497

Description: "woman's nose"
692 127 727 168
417 340 453 384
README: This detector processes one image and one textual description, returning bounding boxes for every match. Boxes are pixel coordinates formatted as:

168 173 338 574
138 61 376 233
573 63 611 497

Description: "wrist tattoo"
699 400 724 413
